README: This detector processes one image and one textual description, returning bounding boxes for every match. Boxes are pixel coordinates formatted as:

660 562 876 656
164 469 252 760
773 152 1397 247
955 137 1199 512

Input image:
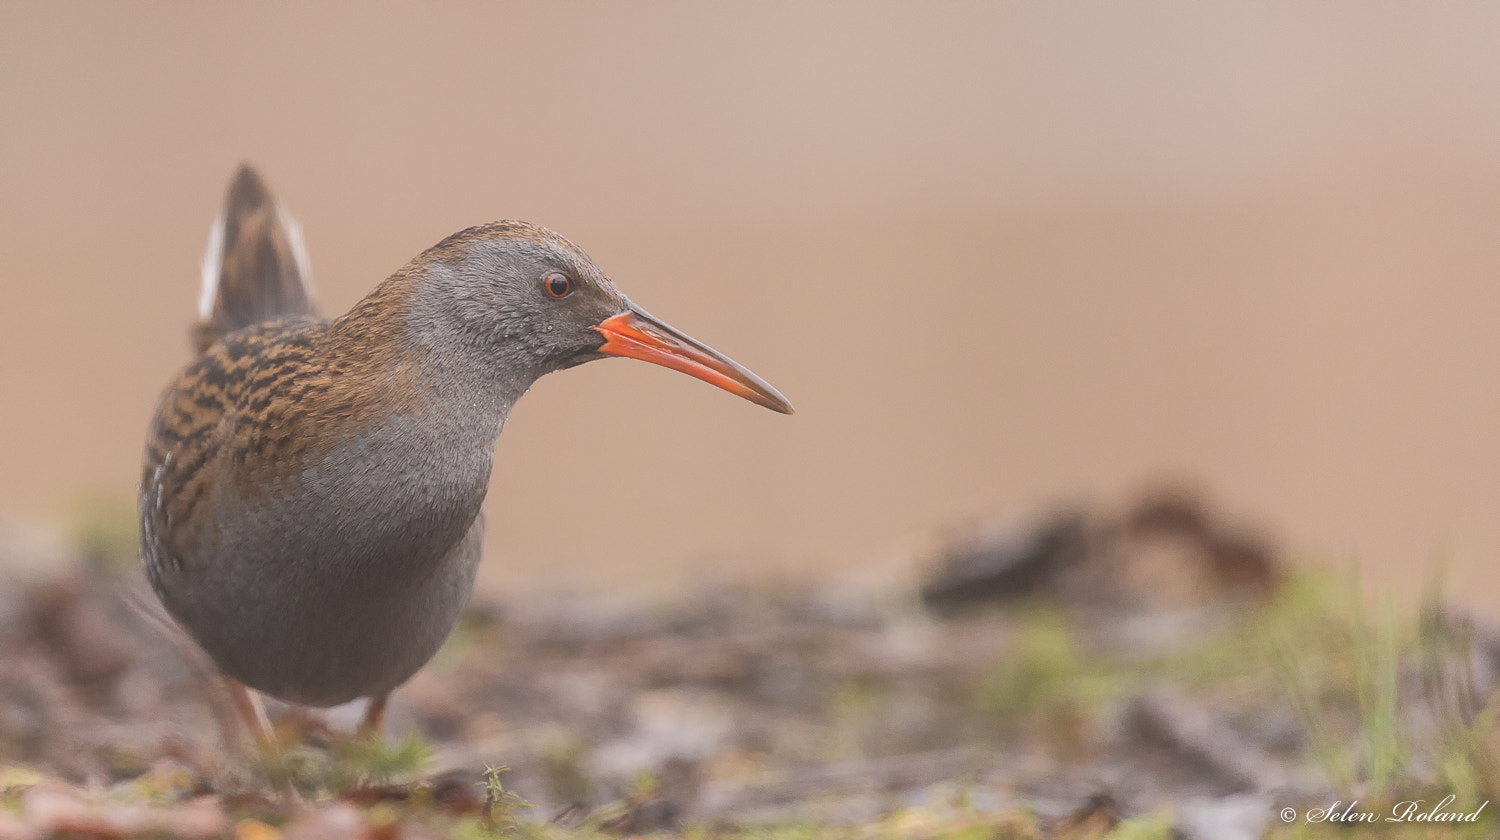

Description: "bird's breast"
206 406 499 593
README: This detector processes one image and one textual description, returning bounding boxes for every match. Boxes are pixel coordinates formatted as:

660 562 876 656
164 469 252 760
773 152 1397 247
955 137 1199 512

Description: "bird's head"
406 221 793 414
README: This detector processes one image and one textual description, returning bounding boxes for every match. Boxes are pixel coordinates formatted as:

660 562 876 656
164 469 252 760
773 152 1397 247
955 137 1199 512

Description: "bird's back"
145 163 323 554
142 165 330 611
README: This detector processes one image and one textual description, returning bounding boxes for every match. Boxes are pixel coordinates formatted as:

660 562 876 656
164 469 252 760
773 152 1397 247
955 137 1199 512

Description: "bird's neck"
324 266 535 455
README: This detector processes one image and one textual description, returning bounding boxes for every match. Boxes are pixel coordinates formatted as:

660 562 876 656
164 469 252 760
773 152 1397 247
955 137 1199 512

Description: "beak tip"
597 308 796 417
754 386 794 415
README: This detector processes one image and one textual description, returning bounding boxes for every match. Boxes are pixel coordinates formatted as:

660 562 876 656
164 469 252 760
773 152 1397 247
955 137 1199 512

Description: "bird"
140 165 792 738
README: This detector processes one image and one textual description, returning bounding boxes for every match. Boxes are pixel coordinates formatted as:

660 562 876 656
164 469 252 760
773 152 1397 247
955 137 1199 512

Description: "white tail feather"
277 202 316 301
197 210 226 319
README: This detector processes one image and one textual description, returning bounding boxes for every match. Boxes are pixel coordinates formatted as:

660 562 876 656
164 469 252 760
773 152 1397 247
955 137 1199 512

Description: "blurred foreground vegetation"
1 492 1498 838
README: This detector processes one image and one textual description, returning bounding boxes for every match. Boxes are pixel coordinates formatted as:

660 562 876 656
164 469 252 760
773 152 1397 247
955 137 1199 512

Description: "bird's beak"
594 304 794 414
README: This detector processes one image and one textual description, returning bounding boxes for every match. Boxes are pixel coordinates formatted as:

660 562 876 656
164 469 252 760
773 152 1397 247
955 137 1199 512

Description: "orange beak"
593 305 794 414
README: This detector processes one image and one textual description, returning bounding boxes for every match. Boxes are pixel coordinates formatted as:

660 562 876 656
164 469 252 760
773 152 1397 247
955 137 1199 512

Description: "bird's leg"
225 679 305 805
358 693 389 737
224 676 274 745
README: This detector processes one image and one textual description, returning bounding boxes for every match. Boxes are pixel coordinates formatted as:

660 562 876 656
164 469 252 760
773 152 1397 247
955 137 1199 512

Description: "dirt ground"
0 487 1496 839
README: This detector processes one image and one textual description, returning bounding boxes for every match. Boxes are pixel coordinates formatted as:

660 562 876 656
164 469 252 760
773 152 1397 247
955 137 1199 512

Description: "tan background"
4 3 1500 603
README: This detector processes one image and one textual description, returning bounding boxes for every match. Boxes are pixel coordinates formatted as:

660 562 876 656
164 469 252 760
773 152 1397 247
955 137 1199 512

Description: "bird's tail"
192 165 317 353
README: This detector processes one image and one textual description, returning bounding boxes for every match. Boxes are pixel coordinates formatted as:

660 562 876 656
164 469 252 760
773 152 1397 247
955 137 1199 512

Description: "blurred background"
4 1 1500 605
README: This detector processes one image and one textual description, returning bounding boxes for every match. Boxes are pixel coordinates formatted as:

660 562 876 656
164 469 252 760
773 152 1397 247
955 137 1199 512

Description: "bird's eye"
545 273 573 298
